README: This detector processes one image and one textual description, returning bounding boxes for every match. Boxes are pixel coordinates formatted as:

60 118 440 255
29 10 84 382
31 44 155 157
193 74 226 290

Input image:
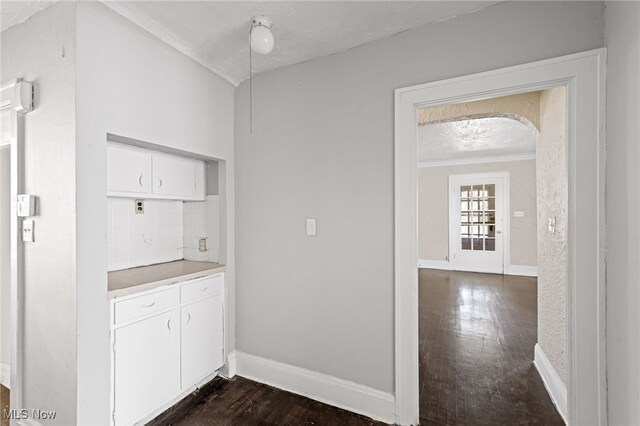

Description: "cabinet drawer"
114 287 179 325
181 274 224 303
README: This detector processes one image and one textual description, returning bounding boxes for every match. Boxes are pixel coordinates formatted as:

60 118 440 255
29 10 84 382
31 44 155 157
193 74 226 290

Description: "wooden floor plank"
418 269 564 425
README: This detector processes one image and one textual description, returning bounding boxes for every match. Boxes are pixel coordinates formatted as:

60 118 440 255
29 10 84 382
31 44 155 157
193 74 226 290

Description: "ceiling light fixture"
250 15 274 55
249 15 275 133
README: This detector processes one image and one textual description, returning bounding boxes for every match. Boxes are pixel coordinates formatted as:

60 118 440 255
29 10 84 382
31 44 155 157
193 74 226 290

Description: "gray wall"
234 1 604 392
604 1 640 424
206 161 220 195
1 3 78 424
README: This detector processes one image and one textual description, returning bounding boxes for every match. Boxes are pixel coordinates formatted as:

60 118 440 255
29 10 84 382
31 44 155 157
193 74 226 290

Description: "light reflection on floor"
418 268 564 425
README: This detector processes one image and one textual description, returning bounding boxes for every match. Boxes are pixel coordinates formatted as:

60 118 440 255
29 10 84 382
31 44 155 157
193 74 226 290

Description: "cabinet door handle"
138 174 143 187
167 318 171 331
200 287 208 292
141 301 155 308
158 178 163 188
186 312 191 324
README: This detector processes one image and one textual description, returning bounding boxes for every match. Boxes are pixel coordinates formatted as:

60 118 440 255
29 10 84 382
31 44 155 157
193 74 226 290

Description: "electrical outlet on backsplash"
183 195 220 263
107 195 220 271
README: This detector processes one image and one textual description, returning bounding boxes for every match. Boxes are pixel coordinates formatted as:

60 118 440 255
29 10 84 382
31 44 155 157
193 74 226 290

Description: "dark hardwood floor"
150 376 383 426
419 268 563 425
1 385 9 426
0 270 561 425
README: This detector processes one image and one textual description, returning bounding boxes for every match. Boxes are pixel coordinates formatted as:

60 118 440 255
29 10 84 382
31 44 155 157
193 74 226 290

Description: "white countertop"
108 260 225 299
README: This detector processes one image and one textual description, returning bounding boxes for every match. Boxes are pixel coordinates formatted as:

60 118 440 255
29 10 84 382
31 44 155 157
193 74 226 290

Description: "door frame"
394 49 606 425
1 79 34 411
448 172 509 274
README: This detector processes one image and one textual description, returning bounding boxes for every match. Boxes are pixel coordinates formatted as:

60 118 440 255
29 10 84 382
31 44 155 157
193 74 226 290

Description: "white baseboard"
417 259 451 270
418 260 538 277
534 344 567 424
223 350 237 378
507 265 538 277
1 362 9 388
235 351 395 424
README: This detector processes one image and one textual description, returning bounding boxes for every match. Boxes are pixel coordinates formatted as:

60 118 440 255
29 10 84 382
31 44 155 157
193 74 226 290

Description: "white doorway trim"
1 79 34 412
448 172 509 274
394 49 606 425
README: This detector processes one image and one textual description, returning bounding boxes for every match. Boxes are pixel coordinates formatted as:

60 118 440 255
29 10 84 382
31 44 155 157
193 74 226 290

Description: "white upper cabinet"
107 145 152 195
152 154 204 200
107 143 205 200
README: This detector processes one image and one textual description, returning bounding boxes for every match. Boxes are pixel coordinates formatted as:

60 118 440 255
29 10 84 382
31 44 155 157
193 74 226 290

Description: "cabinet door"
181 294 224 388
114 309 180 426
107 145 152 195
152 155 204 200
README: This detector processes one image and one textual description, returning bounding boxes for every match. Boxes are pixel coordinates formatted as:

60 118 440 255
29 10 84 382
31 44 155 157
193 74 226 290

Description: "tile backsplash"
183 196 220 263
107 196 220 271
107 198 184 271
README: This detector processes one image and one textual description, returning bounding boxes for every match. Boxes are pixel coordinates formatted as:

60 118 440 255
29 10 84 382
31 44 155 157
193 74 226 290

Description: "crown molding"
418 152 535 168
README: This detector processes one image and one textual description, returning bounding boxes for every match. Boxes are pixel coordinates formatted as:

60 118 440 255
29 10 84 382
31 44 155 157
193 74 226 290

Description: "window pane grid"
460 183 496 251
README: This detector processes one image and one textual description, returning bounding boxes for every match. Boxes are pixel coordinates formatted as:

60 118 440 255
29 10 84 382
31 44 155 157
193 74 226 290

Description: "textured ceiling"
418 91 541 129
103 1 499 85
418 116 537 165
1 1 498 85
0 0 56 32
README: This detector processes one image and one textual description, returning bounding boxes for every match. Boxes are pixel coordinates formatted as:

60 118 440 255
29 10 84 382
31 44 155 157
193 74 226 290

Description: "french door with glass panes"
449 174 506 274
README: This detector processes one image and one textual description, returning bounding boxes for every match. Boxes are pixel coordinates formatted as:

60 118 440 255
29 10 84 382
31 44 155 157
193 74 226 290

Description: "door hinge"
112 410 116 423
112 340 116 353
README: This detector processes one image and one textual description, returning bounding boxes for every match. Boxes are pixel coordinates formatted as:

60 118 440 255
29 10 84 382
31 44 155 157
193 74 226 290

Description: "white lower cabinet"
111 273 225 426
181 294 224 388
113 310 180 426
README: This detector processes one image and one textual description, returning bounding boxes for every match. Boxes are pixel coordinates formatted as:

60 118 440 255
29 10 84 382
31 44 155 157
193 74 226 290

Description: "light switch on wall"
22 219 34 242
513 211 525 217
548 217 556 234
306 218 317 236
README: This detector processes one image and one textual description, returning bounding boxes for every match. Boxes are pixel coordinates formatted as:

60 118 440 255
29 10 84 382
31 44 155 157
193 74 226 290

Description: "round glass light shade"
251 25 274 55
